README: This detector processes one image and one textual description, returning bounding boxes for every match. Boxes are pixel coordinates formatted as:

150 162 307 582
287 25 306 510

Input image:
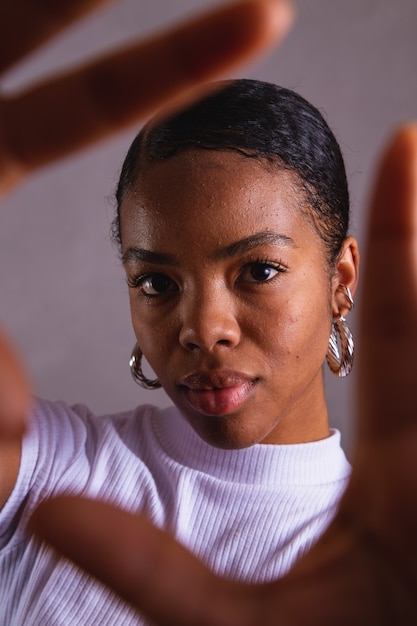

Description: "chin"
189 414 264 450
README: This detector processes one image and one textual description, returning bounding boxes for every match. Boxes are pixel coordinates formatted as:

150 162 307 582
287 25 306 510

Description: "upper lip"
179 369 257 390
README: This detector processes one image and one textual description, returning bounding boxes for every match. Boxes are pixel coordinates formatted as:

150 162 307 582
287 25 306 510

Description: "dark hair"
113 79 349 267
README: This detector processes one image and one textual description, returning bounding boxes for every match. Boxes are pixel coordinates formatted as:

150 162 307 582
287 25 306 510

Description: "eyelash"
126 274 175 300
238 257 287 284
126 257 287 299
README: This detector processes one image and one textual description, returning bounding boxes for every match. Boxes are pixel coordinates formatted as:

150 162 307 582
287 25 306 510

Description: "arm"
0 442 21 510
0 333 26 508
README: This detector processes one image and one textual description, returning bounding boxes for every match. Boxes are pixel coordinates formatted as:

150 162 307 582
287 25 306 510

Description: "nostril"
179 314 241 352
185 337 232 352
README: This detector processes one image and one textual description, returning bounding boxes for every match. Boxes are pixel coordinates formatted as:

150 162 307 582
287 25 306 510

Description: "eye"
128 273 177 296
239 261 285 283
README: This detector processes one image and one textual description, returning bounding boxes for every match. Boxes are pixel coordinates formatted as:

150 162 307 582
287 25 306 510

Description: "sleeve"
0 397 92 551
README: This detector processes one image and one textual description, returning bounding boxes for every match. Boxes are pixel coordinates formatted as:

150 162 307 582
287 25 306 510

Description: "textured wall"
1 0 416 455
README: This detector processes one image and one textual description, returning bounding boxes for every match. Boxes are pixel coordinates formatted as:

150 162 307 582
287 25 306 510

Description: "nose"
178 290 241 352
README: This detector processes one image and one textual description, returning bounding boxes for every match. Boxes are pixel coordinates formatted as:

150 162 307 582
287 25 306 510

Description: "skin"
2 0 417 623
120 149 359 448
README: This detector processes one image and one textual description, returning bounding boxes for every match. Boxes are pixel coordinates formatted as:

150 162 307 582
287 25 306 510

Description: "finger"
0 328 31 437
0 0 114 74
30 496 388 625
0 0 294 197
358 124 417 441
30 496 258 626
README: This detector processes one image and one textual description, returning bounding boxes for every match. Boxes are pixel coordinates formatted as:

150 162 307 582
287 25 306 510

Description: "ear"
331 236 360 318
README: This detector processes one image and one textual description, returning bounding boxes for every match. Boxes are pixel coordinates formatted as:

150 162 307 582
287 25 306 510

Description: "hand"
0 0 294 437
31 125 417 624
0 0 292 199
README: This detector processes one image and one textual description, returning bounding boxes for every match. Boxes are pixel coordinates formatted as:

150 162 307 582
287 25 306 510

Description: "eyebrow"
122 231 294 266
214 231 295 260
122 248 178 266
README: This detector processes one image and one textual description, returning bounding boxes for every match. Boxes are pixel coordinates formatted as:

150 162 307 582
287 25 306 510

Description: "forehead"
120 149 316 251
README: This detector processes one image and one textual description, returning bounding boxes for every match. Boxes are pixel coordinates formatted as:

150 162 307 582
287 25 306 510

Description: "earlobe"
332 236 360 317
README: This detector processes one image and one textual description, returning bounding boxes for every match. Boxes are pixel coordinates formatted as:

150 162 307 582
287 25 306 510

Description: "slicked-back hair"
113 79 349 267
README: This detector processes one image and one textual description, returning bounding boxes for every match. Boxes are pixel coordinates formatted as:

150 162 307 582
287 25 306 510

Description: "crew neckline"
150 405 351 487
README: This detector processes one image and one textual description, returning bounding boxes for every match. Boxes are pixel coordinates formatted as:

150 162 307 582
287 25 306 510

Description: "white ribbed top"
0 398 351 625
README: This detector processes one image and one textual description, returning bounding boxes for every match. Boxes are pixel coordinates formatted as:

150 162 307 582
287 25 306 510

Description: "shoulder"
30 397 158 440
27 398 171 472
0 399 174 549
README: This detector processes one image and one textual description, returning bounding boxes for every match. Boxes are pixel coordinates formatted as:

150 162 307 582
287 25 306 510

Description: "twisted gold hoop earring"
129 344 161 390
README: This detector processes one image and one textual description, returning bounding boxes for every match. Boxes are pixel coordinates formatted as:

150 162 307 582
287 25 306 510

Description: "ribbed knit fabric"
0 398 351 625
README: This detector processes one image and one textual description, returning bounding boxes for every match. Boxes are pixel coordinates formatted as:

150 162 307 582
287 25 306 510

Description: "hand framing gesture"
2 1 417 623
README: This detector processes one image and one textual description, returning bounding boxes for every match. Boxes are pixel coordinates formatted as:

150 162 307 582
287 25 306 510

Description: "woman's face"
120 149 344 449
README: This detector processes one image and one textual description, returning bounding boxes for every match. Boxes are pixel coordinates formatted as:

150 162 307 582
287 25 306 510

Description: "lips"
179 370 258 416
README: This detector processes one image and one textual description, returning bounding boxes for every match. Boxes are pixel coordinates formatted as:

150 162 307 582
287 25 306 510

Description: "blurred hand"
7 1 416 622
0 0 294 436
31 125 417 624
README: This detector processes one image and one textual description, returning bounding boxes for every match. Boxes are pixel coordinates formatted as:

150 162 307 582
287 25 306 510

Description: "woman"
0 79 360 624
114 78 359 449
2 2 417 623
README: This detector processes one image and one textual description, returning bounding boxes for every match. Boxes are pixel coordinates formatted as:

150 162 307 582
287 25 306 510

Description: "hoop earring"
326 284 355 378
326 316 354 377
336 284 354 312
129 344 161 390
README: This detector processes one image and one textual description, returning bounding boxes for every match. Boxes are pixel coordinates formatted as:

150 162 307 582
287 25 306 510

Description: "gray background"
1 0 416 456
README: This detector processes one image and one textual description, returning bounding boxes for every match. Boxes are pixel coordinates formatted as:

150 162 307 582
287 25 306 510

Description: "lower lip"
181 381 256 416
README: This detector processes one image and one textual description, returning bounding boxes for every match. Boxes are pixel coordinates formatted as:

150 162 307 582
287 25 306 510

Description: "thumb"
30 496 255 626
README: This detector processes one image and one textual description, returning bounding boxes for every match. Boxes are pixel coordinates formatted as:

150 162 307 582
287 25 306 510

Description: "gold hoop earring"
326 284 354 378
129 344 161 390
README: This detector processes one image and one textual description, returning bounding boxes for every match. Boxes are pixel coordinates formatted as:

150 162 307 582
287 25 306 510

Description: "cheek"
259 293 332 366
289 302 332 365
129 303 177 367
